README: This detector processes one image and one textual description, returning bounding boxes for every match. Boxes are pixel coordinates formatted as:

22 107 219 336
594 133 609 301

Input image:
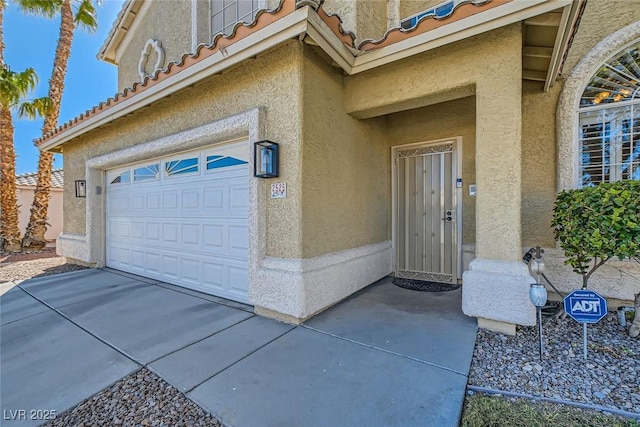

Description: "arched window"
578 42 640 186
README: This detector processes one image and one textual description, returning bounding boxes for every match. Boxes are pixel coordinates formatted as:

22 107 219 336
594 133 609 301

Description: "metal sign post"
564 289 608 360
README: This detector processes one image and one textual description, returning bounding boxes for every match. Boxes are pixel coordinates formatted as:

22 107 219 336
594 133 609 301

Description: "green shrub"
551 180 640 289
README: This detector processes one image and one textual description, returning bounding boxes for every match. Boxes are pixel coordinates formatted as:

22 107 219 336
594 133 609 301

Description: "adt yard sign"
564 289 607 323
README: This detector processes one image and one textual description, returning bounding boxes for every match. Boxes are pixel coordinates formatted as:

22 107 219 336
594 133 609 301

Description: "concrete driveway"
0 269 477 426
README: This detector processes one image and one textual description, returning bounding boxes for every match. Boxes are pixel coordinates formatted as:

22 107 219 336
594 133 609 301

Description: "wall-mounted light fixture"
75 180 87 198
254 140 279 178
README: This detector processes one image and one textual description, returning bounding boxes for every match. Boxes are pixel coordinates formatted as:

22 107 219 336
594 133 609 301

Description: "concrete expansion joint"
17 284 143 367
301 324 469 377
183 326 295 394
16 281 294 401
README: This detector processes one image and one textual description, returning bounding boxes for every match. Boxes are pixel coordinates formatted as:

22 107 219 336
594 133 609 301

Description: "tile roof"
16 169 64 188
36 0 509 147
358 0 510 51
36 0 296 147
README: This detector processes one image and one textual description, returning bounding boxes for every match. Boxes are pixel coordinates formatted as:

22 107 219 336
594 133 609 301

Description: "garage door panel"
131 222 145 239
147 192 161 210
204 187 224 209
181 224 200 247
182 190 200 210
229 184 249 210
162 190 180 210
228 265 249 293
106 143 249 304
229 225 249 251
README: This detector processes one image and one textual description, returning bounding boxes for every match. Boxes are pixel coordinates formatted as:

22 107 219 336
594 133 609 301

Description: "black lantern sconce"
254 140 279 178
75 180 87 198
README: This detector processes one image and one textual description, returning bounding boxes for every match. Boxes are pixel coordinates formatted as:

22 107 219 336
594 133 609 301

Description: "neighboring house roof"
16 169 64 188
37 0 574 150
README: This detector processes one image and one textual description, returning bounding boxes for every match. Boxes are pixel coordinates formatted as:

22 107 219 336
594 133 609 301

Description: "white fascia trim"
305 11 355 71
98 0 135 62
350 0 572 74
114 0 153 65
543 1 579 92
40 6 312 153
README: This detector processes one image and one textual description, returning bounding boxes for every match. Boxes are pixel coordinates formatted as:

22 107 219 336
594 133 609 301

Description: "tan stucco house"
37 0 640 334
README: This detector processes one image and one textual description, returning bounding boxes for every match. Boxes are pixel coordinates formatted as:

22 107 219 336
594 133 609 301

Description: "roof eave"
97 0 142 64
350 0 573 74
40 6 313 153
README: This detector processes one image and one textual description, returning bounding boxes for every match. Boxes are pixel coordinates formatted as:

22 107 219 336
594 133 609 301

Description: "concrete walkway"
0 269 477 427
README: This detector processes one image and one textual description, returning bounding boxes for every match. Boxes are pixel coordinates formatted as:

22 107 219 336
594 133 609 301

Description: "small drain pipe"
466 385 640 420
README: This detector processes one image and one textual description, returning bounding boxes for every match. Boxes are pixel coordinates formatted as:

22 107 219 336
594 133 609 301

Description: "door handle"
442 210 453 222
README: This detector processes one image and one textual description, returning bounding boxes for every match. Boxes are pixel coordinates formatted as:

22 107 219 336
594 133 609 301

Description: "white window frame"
557 25 640 191
578 100 640 186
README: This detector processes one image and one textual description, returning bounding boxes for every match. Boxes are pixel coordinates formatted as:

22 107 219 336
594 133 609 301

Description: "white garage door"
105 142 250 303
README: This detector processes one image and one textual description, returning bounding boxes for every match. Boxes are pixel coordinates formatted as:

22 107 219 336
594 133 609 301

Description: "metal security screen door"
393 139 460 284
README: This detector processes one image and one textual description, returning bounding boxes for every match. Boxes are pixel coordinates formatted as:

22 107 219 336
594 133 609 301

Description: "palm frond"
0 64 40 109
17 96 50 119
74 0 97 32
14 0 63 17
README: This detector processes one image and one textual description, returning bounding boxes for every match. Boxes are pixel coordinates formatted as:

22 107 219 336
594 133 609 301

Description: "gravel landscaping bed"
468 312 640 415
43 368 221 427
0 257 88 283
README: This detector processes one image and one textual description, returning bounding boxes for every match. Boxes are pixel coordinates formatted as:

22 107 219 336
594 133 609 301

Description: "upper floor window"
578 42 640 187
210 0 262 40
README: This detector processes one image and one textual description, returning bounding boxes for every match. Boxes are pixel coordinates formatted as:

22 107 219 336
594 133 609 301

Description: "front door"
393 138 460 284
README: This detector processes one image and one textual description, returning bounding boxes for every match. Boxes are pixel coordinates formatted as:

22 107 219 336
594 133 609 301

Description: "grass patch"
461 393 639 427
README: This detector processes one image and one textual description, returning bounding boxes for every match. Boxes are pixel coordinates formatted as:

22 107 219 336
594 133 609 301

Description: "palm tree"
0 3 50 252
19 0 97 249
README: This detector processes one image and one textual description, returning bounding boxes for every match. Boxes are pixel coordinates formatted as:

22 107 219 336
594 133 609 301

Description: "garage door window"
165 157 199 176
134 164 160 182
206 155 247 170
110 171 130 185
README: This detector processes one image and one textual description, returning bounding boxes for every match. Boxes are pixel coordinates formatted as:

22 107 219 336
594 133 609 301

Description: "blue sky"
5 0 125 174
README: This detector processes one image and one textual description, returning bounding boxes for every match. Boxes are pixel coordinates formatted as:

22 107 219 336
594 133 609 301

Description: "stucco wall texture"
561 0 640 77
63 41 304 259
521 80 562 248
399 0 443 22
301 48 389 258
116 1 193 91
322 0 388 42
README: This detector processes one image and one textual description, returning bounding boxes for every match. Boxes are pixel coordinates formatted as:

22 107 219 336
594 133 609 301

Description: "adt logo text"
564 290 607 324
